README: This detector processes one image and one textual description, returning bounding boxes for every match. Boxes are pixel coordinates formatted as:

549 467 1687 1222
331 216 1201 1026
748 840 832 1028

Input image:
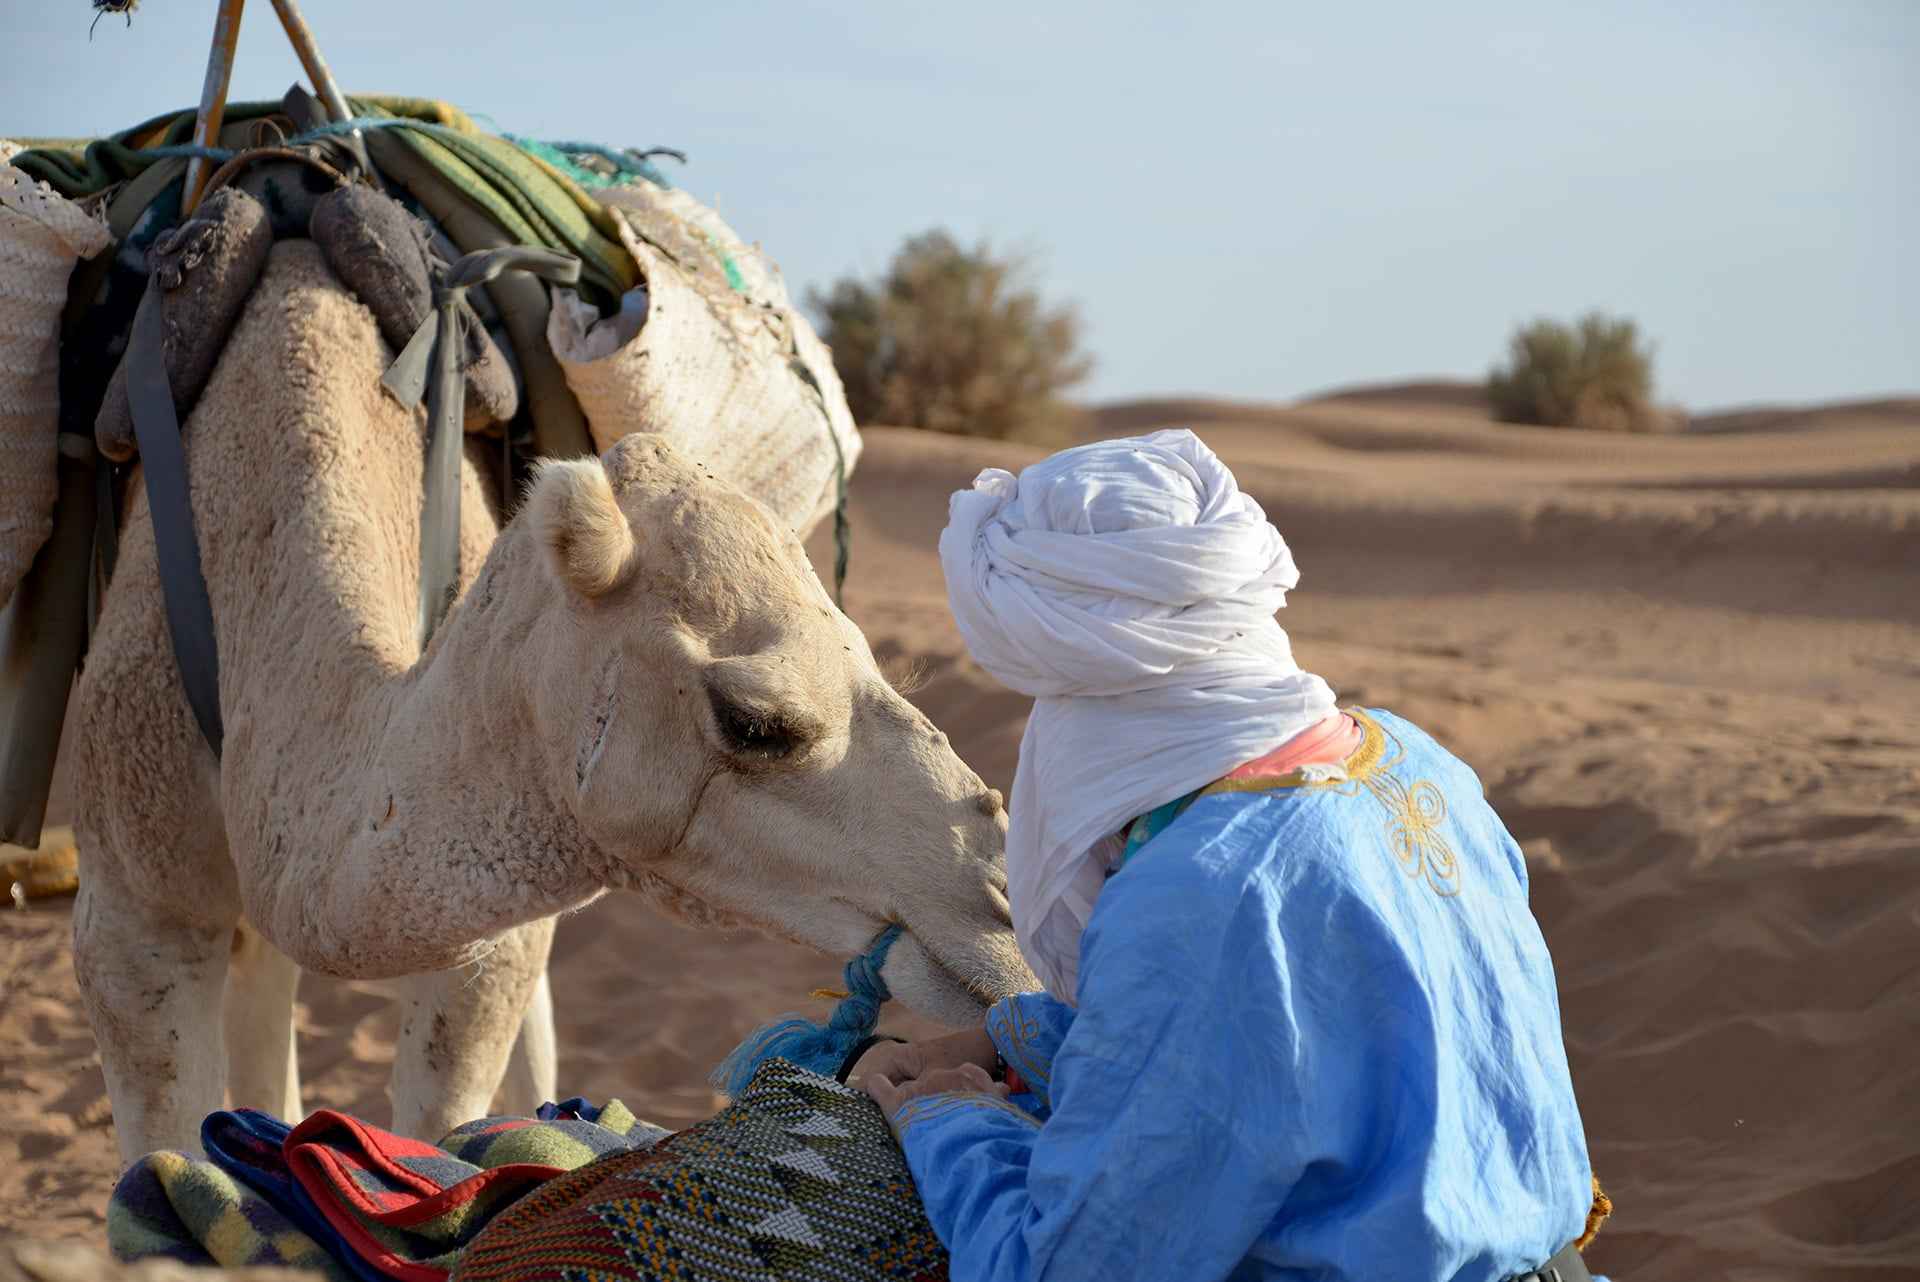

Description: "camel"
70 239 1033 1164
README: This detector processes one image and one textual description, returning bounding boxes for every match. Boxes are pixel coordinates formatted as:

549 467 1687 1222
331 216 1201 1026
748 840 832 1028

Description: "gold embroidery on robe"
1184 709 1464 898
1329 710 1463 898
894 1091 1043 1135
989 999 1055 1091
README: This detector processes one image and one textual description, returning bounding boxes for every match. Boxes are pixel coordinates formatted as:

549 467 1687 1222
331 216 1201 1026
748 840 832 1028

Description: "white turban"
939 429 1336 1001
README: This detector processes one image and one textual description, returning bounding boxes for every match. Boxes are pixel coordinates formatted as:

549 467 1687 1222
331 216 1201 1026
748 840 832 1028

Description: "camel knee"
72 875 232 1024
72 877 235 1161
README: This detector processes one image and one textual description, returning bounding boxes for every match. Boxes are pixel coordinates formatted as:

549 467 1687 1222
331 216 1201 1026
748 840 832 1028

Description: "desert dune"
3 393 1916 1281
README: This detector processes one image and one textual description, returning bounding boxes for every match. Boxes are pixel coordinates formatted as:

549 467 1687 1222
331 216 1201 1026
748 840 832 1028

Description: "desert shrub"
808 230 1092 440
1488 312 1669 433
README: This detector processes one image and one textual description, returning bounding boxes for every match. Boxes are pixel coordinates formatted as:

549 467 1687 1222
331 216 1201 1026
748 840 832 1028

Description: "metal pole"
182 0 247 215
269 0 372 175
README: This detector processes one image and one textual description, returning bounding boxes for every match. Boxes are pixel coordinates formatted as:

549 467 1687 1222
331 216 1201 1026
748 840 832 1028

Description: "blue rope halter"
709 924 902 1097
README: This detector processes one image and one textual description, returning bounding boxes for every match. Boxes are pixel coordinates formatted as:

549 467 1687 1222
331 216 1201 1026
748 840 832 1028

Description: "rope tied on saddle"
503 136 684 193
710 924 902 1097
16 102 857 601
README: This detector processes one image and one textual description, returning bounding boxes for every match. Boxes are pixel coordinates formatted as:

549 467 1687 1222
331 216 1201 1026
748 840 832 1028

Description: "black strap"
126 289 224 757
89 435 117 644
834 1034 905 1084
1510 1242 1592 1282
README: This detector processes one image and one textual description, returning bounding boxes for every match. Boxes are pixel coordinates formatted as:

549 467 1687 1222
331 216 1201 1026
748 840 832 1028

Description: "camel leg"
72 874 234 1162
223 923 304 1120
500 969 557 1116
388 917 555 1139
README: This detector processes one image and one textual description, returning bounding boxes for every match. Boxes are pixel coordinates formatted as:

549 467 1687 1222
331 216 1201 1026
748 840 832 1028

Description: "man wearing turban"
858 431 1603 1282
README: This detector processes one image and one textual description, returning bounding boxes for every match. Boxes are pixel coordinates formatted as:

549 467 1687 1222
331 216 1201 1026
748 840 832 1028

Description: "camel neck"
164 241 608 980
232 515 609 980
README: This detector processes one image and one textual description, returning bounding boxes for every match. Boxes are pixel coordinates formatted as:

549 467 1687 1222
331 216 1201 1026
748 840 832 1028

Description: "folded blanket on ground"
109 1099 666 1282
111 1065 946 1282
454 1060 949 1282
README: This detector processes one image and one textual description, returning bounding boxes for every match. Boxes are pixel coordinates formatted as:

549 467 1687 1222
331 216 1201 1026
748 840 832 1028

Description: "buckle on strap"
1511 1243 1592 1282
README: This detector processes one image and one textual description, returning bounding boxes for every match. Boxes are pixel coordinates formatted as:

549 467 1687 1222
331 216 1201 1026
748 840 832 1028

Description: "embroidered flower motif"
1360 772 1462 897
1312 711 1464 899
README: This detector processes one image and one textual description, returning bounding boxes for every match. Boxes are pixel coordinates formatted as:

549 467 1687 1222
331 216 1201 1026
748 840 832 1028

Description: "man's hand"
844 1039 933 1091
846 1023 998 1091
864 1062 1009 1120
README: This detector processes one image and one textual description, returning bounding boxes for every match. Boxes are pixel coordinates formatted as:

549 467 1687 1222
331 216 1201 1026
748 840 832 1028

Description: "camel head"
519 434 1034 1024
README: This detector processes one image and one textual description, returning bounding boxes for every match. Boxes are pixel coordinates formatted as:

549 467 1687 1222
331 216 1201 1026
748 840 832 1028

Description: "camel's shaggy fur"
72 242 1031 1162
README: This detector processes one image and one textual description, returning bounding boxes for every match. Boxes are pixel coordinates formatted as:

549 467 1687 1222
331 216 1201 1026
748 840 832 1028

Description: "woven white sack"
0 150 110 608
546 184 859 538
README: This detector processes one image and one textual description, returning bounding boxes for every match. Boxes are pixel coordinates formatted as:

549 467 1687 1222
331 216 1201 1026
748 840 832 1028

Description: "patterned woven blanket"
455 1060 948 1282
110 1098 666 1281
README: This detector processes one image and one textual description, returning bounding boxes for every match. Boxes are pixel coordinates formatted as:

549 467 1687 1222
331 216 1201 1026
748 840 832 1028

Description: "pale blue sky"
3 1 1913 409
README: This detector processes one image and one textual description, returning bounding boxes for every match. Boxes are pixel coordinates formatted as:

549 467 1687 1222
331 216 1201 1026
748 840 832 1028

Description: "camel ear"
527 459 637 599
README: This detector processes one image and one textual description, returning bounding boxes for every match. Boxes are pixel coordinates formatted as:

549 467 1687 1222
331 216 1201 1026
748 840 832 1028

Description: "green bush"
808 230 1092 440
1488 312 1669 433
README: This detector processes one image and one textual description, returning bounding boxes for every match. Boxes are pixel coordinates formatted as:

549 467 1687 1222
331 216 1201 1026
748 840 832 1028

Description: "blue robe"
889 709 1597 1282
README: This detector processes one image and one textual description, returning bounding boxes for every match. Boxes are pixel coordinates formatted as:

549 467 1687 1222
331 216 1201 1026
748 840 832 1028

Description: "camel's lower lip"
820 912 908 967
908 934 993 1001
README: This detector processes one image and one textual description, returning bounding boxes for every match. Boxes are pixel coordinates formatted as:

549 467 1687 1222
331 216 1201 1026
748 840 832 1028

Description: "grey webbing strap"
1510 1242 1592 1282
383 245 580 650
126 289 225 758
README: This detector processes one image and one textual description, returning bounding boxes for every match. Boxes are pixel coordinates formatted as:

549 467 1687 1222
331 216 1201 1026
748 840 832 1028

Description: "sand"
3 393 1917 1280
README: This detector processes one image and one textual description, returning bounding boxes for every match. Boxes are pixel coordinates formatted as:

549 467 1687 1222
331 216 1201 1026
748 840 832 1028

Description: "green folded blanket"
11 95 637 305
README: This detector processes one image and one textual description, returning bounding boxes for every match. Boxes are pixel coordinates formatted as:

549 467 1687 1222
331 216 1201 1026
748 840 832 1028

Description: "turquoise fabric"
889 709 1598 1282
1119 789 1196 866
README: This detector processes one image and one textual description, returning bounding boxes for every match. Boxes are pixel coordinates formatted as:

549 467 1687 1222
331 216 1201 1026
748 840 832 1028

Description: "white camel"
70 240 1031 1162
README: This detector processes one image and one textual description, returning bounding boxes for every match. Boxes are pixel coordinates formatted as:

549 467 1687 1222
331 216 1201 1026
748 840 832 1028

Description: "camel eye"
708 688 803 761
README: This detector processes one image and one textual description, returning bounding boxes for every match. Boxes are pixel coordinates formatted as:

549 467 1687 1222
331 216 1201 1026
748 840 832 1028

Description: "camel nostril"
976 789 1005 817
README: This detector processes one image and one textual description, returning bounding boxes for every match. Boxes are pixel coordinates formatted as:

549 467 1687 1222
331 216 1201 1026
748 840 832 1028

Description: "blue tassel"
710 925 901 1096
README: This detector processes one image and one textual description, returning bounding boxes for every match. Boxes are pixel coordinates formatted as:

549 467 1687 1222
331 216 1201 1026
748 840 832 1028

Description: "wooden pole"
269 0 372 176
268 0 350 123
182 0 247 215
